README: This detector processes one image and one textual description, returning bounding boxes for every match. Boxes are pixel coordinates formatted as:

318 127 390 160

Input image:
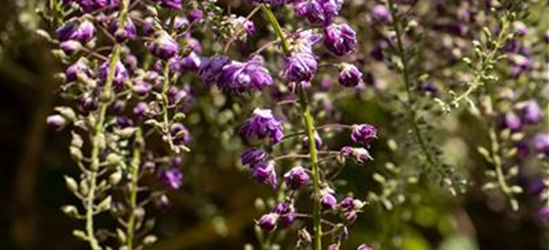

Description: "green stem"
126 129 143 250
85 1 128 249
387 0 436 167
259 5 321 249
451 18 510 107
298 89 323 250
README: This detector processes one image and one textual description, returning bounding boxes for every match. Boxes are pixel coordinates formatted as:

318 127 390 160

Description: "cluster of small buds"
45 0 206 248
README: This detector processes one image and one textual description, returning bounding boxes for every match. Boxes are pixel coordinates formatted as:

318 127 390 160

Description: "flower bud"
321 189 337 210
157 168 183 190
60 40 82 56
148 31 179 60
159 0 182 10
372 5 391 23
188 9 203 23
357 244 373 250
533 134 549 156
47 115 67 131
338 63 362 88
64 175 78 193
257 213 279 232
284 166 310 190
351 124 377 146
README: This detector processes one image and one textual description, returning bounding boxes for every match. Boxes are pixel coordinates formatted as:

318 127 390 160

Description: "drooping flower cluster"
46 0 199 248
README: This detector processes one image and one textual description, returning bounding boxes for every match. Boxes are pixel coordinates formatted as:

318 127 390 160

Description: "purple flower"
357 244 373 250
109 18 136 42
56 20 95 44
339 63 362 87
69 0 120 12
179 52 202 71
198 55 230 86
148 31 179 60
134 81 152 96
240 108 284 144
351 124 377 146
284 166 310 190
320 188 337 210
250 161 278 188
257 213 278 232
284 52 318 84
340 146 372 163
284 53 317 83
47 115 67 131
66 58 93 82
188 9 203 23
544 30 549 43
324 23 358 56
501 112 522 132
295 0 343 26
520 100 542 124
157 168 183 190
372 5 391 23
533 134 549 156
218 58 273 93
272 202 296 227
170 123 191 146
60 40 82 55
99 60 129 88
133 102 149 117
241 148 269 166
157 0 182 9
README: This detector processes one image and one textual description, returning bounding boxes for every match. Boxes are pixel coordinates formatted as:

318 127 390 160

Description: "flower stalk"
86 1 128 249
260 4 322 249
126 129 143 250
